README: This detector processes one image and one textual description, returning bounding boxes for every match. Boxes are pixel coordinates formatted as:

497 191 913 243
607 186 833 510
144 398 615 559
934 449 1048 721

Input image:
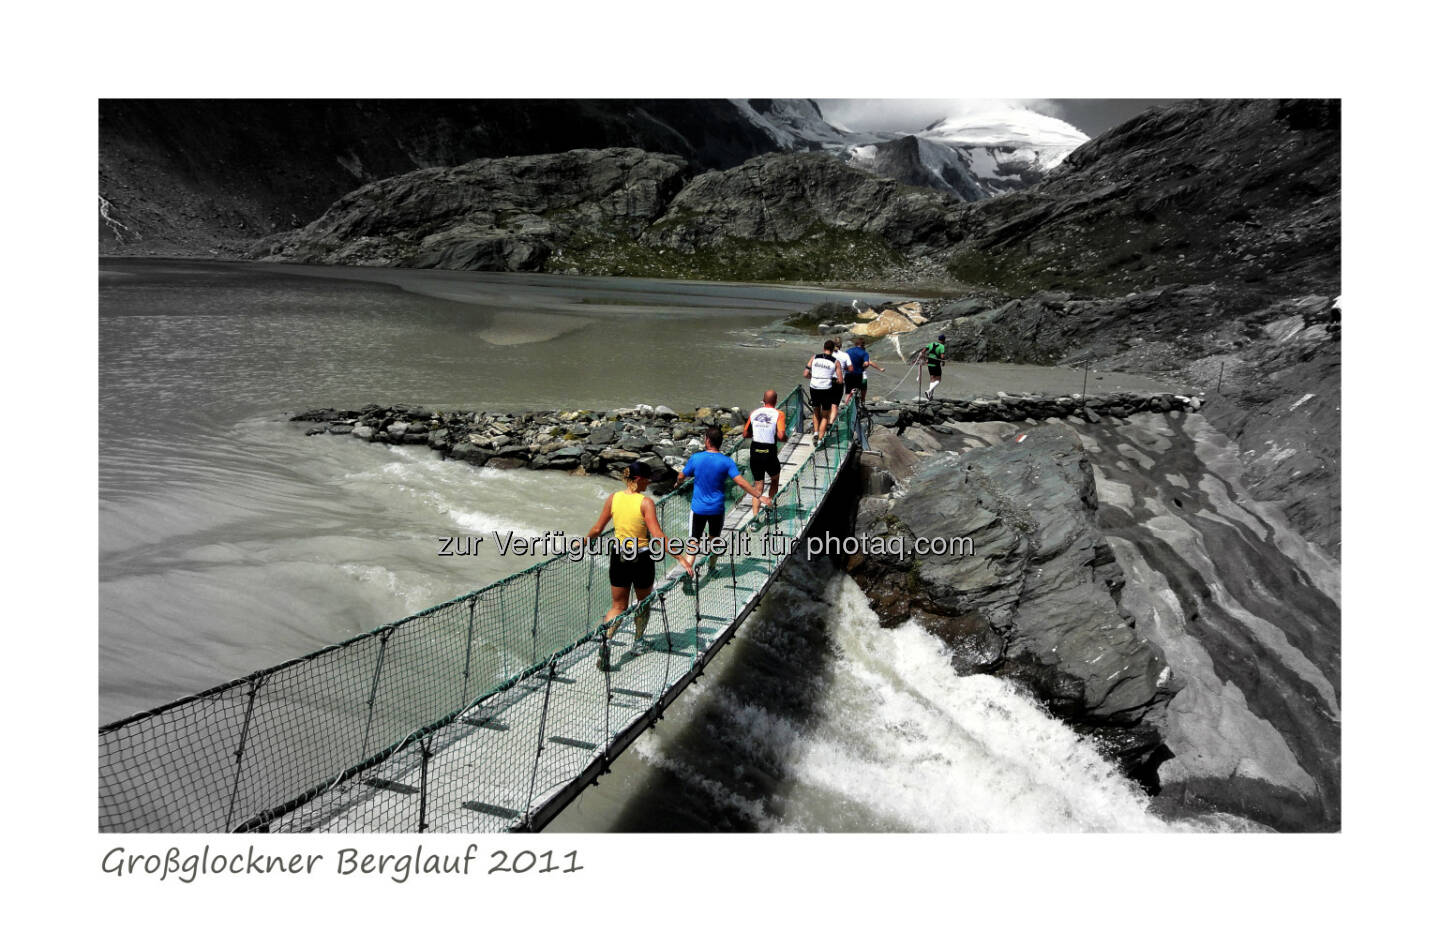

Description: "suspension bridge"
99 387 860 832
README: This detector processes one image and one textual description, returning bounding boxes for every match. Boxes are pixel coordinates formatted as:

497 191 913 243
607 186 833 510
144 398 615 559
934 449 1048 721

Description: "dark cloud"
815 99 1183 138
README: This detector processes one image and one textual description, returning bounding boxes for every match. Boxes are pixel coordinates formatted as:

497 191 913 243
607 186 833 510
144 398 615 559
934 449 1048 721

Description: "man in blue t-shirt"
680 425 770 570
844 337 885 403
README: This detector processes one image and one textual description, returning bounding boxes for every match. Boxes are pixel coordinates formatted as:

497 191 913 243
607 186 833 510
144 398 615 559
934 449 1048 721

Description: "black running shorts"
810 385 838 411
690 511 724 538
927 364 943 378
749 443 780 479
844 373 864 394
609 551 655 590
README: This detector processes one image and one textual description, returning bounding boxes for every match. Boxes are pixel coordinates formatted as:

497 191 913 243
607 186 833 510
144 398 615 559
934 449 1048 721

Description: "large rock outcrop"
854 411 1340 830
851 423 1175 774
644 151 967 256
249 149 689 271
1082 411 1340 830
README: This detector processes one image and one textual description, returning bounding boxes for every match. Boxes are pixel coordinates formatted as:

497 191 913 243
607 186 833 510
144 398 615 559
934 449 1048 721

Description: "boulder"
852 423 1173 740
938 298 988 318
851 308 918 338
896 301 928 324
447 442 491 466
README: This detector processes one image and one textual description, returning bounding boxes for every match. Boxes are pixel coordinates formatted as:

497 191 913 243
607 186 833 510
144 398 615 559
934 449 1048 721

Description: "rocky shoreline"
291 402 750 493
867 391 1202 430
289 391 1202 491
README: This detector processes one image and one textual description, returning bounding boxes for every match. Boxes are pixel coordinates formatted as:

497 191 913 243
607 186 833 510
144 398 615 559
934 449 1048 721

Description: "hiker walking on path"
918 334 947 401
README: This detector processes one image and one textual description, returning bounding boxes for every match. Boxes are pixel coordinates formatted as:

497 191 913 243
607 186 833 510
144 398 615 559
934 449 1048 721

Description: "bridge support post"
530 569 543 666
360 627 395 761
459 598 477 709
600 629 612 745
417 737 433 832
692 575 702 665
224 674 266 831
730 550 738 619
524 661 557 829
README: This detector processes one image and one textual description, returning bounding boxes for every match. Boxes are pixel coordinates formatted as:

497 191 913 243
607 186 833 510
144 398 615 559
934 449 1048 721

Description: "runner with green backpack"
922 334 947 401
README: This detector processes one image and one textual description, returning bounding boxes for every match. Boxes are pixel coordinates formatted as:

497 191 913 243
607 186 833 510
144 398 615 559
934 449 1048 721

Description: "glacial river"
99 258 1191 831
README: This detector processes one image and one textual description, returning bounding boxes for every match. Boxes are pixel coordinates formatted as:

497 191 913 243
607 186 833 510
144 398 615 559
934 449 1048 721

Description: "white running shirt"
747 405 782 444
808 353 838 389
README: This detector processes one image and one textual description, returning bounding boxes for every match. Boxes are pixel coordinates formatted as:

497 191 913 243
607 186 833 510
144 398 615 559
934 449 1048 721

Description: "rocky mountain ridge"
100 98 1083 258
251 148 972 281
251 148 690 271
99 99 788 257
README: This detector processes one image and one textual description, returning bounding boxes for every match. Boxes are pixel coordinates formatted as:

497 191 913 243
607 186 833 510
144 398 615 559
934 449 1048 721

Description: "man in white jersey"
804 340 841 442
743 389 788 523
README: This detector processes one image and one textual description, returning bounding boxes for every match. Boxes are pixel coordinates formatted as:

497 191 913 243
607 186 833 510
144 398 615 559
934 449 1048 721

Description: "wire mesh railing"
99 386 856 832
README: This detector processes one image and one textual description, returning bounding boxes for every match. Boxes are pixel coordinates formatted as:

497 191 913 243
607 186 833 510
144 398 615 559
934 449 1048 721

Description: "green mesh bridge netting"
99 387 860 832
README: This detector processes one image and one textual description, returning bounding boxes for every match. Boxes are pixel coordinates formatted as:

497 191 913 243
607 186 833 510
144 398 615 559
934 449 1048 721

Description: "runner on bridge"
804 340 842 442
844 336 885 404
585 461 694 669
679 425 770 573
743 389 788 527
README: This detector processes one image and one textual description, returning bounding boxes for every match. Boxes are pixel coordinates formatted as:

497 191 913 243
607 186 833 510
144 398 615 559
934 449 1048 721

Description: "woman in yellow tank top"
584 461 694 671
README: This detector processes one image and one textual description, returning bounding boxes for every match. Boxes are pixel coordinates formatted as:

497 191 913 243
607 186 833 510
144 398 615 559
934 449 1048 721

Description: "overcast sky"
814 99 1183 138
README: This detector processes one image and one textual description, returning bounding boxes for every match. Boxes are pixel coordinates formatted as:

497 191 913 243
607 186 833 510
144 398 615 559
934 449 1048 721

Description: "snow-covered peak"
728 99 1088 201
920 109 1088 170
922 109 1087 147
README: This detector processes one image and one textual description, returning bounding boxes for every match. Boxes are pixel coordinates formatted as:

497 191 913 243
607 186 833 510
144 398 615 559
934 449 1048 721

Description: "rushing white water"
550 558 1223 832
